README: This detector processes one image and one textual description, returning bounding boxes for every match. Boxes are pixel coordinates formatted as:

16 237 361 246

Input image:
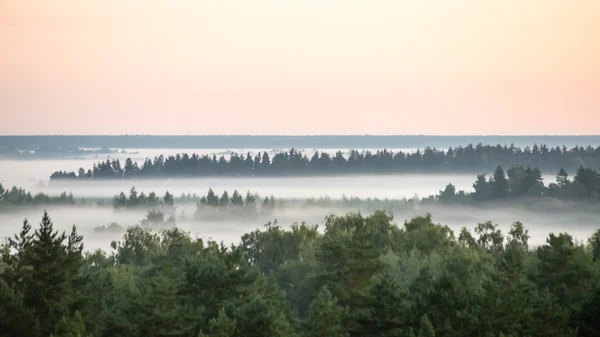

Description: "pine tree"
556 168 569 189
418 314 435 337
490 166 509 199
52 311 85 337
304 287 349 337
0 278 40 337
219 191 230 208
231 190 244 206
472 174 490 201
27 211 72 335
362 273 406 337
140 273 196 337
589 229 600 262
317 213 384 314
199 308 236 337
206 189 219 206
164 191 175 208
270 310 296 337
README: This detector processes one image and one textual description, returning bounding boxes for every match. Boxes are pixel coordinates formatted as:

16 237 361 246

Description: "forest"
2 210 600 337
48 144 600 180
0 145 124 160
0 183 76 206
4 164 600 211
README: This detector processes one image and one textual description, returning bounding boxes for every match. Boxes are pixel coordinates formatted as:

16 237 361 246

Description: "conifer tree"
418 315 435 337
52 311 85 337
199 308 236 337
490 166 509 199
362 273 406 337
27 211 72 335
304 287 348 337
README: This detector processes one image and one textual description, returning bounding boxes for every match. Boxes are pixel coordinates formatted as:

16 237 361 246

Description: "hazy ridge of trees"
0 183 76 207
3 134 600 150
0 145 124 160
3 210 600 336
49 144 600 180
110 164 600 209
112 188 174 210
436 165 600 202
4 162 600 210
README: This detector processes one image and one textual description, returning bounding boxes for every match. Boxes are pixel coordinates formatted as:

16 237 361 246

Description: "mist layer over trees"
2 210 600 337
2 139 600 337
4 163 600 214
49 144 600 180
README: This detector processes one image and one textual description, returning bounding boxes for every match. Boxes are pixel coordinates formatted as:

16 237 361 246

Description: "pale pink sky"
0 0 598 135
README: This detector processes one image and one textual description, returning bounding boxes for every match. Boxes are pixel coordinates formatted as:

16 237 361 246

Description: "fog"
0 154 596 253
0 154 556 200
0 147 418 187
1 200 598 253
43 175 481 200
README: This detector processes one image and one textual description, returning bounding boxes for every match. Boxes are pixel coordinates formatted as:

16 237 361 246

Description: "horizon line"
1 134 600 137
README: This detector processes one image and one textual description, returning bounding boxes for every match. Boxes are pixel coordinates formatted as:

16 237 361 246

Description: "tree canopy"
2 210 600 336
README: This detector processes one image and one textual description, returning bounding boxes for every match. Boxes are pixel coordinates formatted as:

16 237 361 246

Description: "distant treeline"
0 183 76 206
113 187 279 221
107 164 600 218
0 145 124 159
3 134 600 149
436 165 600 202
49 144 600 180
112 188 175 210
4 163 600 210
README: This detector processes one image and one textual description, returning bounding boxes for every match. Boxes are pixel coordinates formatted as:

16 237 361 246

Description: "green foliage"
317 213 386 312
0 184 76 206
200 308 236 337
304 287 348 337
418 314 435 337
53 311 85 337
490 165 509 199
361 273 407 337
589 229 600 262
2 209 600 337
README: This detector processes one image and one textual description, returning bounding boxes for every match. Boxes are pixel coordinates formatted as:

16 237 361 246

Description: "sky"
0 0 598 135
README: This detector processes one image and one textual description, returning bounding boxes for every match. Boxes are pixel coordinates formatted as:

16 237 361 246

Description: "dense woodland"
2 210 600 336
49 144 600 180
